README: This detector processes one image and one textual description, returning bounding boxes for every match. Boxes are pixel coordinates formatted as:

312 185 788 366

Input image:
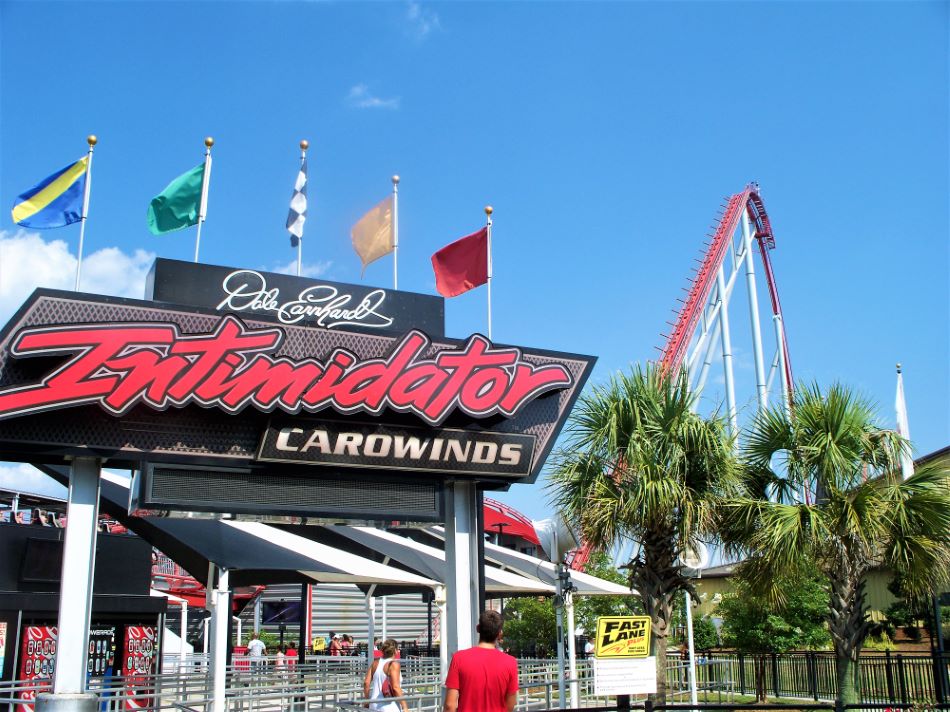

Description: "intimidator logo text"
0 316 573 425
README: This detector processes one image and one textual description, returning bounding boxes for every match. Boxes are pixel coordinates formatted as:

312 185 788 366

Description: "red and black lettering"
0 316 572 426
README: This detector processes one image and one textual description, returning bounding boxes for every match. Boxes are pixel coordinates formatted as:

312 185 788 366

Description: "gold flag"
351 195 394 273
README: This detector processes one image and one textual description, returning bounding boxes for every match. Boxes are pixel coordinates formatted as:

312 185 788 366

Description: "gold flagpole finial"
392 175 400 185
204 136 215 149
300 139 309 151
87 135 98 147
484 205 493 217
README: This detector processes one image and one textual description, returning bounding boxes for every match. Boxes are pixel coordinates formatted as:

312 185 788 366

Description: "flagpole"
896 363 915 480
194 136 214 263
392 175 400 290
74 135 97 291
485 205 493 340
298 140 309 277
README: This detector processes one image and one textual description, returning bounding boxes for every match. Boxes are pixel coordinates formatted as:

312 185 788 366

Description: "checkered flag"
286 158 307 247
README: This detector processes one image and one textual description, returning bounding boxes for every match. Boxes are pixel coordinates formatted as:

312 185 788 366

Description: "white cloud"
271 259 332 279
346 84 400 110
0 463 67 499
0 230 155 324
406 1 440 39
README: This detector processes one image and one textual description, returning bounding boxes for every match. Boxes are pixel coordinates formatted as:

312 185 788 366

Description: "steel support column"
210 568 229 712
717 267 739 438
444 481 479 660
565 590 579 708
37 457 101 712
741 212 769 412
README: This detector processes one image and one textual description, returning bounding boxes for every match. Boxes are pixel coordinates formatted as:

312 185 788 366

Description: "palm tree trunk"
628 532 681 703
827 562 871 706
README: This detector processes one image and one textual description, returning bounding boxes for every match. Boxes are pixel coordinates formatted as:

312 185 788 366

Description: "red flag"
431 227 489 297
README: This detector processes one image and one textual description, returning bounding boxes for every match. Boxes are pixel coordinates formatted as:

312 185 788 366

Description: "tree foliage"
574 551 642 636
549 364 738 700
718 573 830 653
501 597 557 658
720 383 950 704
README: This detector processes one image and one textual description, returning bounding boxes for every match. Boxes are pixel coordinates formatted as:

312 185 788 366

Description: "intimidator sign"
0 288 594 484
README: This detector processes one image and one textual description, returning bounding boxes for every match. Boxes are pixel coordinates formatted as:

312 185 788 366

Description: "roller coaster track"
568 184 795 571
659 184 792 400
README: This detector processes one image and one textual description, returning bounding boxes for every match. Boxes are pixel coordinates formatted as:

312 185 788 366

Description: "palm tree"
549 364 737 700
720 383 950 705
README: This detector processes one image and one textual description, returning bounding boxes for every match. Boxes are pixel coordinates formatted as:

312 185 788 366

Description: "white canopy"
331 525 555 595
429 526 635 596
223 521 440 588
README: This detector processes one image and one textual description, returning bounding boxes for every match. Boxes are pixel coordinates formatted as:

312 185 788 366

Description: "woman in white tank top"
362 639 408 712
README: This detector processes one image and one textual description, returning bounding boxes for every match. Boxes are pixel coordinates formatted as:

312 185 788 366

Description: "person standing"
443 610 518 712
329 634 342 656
363 639 408 712
246 632 266 671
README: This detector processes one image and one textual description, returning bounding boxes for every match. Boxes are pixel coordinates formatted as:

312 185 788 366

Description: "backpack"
380 661 396 697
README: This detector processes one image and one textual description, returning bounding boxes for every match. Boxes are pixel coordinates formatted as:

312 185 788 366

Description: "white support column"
39 457 101 712
435 586 448 680
685 590 699 708
211 568 229 712
366 596 376 653
717 267 739 439
774 314 792 417
179 601 189 674
565 591 579 709
444 481 479 660
382 596 388 640
741 212 769 412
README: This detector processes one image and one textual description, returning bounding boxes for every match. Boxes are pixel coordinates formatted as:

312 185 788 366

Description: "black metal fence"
685 652 949 705
550 703 950 712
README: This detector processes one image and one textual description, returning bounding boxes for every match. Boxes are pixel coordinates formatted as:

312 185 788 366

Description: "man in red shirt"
443 610 518 712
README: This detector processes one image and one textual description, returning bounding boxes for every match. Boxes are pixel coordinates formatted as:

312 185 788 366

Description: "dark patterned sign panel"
0 290 595 484
145 258 445 336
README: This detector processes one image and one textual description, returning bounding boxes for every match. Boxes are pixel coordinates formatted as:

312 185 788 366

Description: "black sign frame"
145 258 445 336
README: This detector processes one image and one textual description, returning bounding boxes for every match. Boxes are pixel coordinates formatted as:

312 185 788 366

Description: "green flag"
147 163 205 235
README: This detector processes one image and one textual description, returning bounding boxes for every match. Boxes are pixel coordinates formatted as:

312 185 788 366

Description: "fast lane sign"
594 616 651 658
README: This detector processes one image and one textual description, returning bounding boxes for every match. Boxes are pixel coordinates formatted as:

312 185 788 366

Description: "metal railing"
2 653 946 711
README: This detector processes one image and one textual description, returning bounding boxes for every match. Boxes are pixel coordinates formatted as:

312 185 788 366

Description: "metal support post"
435 586 448 680
366 596 376 655
444 481 479 659
565 589 579 708
38 457 101 712
685 590 698 707
211 568 229 712
254 594 261 634
774 314 791 417
179 600 189 674
717 267 739 439
554 572 567 710
741 212 769 412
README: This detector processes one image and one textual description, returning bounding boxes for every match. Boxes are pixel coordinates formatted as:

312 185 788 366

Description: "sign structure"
146 258 445 336
593 616 657 697
258 419 536 478
0 288 594 490
592 657 658 697
122 626 157 711
595 616 652 658
18 625 57 712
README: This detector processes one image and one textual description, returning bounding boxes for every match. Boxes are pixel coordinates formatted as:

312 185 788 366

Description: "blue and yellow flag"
11 157 88 229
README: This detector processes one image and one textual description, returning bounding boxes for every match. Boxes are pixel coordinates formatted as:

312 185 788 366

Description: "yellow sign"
594 616 652 658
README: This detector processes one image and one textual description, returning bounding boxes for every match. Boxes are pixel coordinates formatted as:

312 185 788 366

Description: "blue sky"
0 1 947 520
